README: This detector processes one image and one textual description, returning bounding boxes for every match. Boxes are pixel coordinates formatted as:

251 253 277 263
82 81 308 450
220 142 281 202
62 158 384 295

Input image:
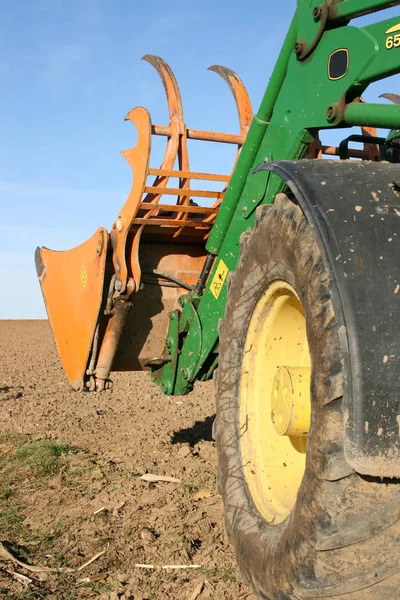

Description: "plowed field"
0 320 254 600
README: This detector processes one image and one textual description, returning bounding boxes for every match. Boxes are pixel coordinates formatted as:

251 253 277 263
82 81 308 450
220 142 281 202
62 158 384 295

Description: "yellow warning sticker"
210 259 228 300
80 266 88 288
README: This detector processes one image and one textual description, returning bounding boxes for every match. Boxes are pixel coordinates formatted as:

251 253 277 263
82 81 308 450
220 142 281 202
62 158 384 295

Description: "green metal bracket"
174 294 202 395
387 128 400 142
151 309 179 395
338 134 387 159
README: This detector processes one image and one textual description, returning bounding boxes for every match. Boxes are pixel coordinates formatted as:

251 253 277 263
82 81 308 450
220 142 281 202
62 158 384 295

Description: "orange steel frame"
111 55 253 298
92 56 254 391
37 55 253 391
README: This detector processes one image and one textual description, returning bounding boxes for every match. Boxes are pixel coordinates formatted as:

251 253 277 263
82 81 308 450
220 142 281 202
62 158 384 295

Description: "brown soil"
0 320 255 600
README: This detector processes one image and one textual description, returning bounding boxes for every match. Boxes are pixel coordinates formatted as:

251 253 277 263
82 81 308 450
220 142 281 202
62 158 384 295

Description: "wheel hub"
271 366 311 437
239 280 311 525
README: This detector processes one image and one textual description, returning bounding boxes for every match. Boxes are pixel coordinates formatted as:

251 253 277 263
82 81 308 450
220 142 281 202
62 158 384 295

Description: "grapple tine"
142 55 184 124
208 65 253 137
380 92 400 105
141 54 190 213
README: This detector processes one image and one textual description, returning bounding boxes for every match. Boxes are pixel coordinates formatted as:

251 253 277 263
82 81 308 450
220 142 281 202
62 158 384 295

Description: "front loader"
36 1 400 598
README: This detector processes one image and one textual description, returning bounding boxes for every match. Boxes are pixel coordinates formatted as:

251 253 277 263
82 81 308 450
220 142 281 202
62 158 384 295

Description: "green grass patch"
183 479 201 493
14 439 72 478
0 501 25 538
0 432 83 544
200 564 237 582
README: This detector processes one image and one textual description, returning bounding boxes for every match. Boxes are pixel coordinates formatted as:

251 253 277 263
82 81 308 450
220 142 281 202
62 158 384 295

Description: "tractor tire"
214 194 400 600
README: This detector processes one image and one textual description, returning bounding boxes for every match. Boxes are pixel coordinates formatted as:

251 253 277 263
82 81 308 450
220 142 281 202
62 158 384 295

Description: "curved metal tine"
380 93 400 105
142 55 190 217
205 65 253 215
142 54 189 212
142 54 185 125
209 65 252 185
208 65 253 138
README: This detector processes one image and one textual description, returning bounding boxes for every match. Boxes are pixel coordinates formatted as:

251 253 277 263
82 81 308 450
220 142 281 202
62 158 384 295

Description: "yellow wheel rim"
239 280 311 525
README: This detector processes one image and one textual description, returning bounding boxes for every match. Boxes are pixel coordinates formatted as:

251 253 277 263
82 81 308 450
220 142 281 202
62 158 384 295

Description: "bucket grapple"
36 55 252 392
36 1 400 598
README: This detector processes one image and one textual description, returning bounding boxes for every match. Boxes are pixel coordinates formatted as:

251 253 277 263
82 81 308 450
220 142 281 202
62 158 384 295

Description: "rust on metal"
143 187 225 200
208 65 252 143
95 297 133 391
131 218 211 228
308 125 380 161
136 204 218 215
148 168 230 182
113 244 209 372
152 126 245 145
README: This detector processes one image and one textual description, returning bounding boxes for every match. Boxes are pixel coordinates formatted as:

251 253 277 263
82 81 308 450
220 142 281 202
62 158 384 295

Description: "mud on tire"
214 194 400 600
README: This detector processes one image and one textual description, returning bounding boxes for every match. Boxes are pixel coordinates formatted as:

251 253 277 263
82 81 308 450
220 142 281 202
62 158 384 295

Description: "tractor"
36 1 400 597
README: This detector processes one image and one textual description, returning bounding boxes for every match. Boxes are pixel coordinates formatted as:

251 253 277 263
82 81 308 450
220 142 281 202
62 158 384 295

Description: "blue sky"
1 1 399 318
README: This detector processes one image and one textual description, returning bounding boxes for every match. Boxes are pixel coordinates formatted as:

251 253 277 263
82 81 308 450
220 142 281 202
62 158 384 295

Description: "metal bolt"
178 296 187 306
116 215 124 232
180 368 190 380
294 40 305 56
326 105 339 122
312 6 322 20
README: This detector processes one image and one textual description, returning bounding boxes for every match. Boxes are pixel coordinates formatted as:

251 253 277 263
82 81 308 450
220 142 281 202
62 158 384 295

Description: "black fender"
255 159 400 478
